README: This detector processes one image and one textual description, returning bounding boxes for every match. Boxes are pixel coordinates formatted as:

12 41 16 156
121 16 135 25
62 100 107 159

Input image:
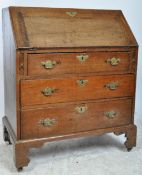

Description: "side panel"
2 8 19 138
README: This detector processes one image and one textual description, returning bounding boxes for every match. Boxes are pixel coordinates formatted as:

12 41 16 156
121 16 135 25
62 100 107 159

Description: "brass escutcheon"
106 57 120 66
105 111 117 119
75 105 88 114
39 118 56 127
66 11 77 17
77 79 88 87
76 55 89 62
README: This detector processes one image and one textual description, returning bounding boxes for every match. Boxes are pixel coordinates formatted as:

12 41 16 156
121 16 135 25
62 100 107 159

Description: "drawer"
21 74 134 107
21 98 133 139
27 52 132 76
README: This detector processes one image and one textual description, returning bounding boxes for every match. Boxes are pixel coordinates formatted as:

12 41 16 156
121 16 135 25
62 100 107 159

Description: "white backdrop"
0 0 142 119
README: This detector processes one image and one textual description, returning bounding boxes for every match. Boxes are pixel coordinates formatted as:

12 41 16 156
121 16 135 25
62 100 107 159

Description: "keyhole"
80 80 84 85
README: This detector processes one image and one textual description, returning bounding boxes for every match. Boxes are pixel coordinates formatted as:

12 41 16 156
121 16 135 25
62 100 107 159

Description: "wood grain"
9 7 137 49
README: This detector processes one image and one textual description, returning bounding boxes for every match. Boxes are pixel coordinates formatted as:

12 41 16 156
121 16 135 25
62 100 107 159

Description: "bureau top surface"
7 7 137 49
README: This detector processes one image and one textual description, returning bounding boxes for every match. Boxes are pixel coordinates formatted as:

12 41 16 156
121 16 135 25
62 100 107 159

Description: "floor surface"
0 117 142 175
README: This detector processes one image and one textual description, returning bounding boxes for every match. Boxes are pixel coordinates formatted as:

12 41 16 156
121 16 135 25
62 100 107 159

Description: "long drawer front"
27 51 132 76
21 98 133 139
21 74 134 107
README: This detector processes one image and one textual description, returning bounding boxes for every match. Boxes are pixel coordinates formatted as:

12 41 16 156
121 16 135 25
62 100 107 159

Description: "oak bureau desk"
2 7 138 171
